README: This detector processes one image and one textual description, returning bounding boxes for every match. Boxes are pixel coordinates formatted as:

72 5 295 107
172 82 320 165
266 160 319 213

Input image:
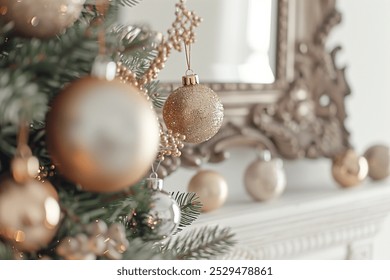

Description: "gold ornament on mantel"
332 149 369 188
363 144 390 181
188 170 228 212
0 0 85 39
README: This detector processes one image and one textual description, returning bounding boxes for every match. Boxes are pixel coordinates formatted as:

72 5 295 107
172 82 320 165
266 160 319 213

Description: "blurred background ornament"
244 150 286 202
46 73 160 193
57 220 129 260
188 170 228 212
0 0 85 38
0 175 61 252
332 149 368 188
140 176 181 240
363 144 390 181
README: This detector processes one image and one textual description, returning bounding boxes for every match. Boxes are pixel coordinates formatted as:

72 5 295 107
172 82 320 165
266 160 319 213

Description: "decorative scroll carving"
253 40 351 159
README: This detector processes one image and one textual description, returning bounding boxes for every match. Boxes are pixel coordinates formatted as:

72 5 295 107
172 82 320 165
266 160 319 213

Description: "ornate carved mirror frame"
159 0 350 176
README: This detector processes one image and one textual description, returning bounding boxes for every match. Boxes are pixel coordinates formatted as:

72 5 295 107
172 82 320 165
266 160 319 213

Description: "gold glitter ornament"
46 77 160 193
332 149 368 188
188 170 228 212
0 0 85 39
0 176 61 252
163 74 224 144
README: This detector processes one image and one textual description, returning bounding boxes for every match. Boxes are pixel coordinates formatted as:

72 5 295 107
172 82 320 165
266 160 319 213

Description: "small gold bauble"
46 77 160 193
0 176 61 252
332 149 369 188
244 157 286 201
163 75 224 144
363 144 390 181
188 170 228 212
0 0 85 38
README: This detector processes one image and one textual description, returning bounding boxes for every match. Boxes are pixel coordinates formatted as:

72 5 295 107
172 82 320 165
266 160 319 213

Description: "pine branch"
84 0 143 7
164 226 236 260
0 240 14 260
0 69 47 125
171 192 202 233
117 0 144 7
121 238 173 260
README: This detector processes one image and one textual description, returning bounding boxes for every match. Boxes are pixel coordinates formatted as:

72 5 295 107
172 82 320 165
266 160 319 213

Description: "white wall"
329 0 390 152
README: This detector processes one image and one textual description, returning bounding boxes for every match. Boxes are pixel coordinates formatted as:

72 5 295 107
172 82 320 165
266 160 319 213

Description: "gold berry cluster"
168 0 203 51
36 164 56 182
116 62 149 98
115 0 202 89
158 129 186 161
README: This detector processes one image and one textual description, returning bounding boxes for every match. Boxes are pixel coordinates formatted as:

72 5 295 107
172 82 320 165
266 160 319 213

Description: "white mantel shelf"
192 181 390 260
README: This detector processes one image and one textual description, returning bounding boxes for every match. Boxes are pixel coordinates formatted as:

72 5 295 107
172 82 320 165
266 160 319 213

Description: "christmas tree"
0 0 234 260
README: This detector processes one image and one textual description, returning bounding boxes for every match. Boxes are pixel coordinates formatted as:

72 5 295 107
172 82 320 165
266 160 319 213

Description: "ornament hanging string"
16 122 29 157
96 0 109 55
184 43 193 75
150 159 163 179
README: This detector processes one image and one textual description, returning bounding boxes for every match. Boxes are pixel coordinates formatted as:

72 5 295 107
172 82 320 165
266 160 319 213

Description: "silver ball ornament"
145 188 181 239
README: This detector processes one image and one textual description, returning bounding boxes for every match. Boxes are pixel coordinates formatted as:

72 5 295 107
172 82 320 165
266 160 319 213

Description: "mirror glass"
121 0 278 84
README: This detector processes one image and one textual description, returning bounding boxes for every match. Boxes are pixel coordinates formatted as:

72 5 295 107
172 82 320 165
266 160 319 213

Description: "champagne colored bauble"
0 0 84 39
146 190 181 240
332 149 369 188
244 156 286 201
363 144 390 181
0 176 61 252
163 75 224 144
46 77 160 192
188 170 228 212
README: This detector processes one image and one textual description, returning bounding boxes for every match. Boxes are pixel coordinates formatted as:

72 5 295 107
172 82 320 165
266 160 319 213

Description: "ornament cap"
145 177 164 191
258 150 272 162
182 74 199 86
91 56 117 81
